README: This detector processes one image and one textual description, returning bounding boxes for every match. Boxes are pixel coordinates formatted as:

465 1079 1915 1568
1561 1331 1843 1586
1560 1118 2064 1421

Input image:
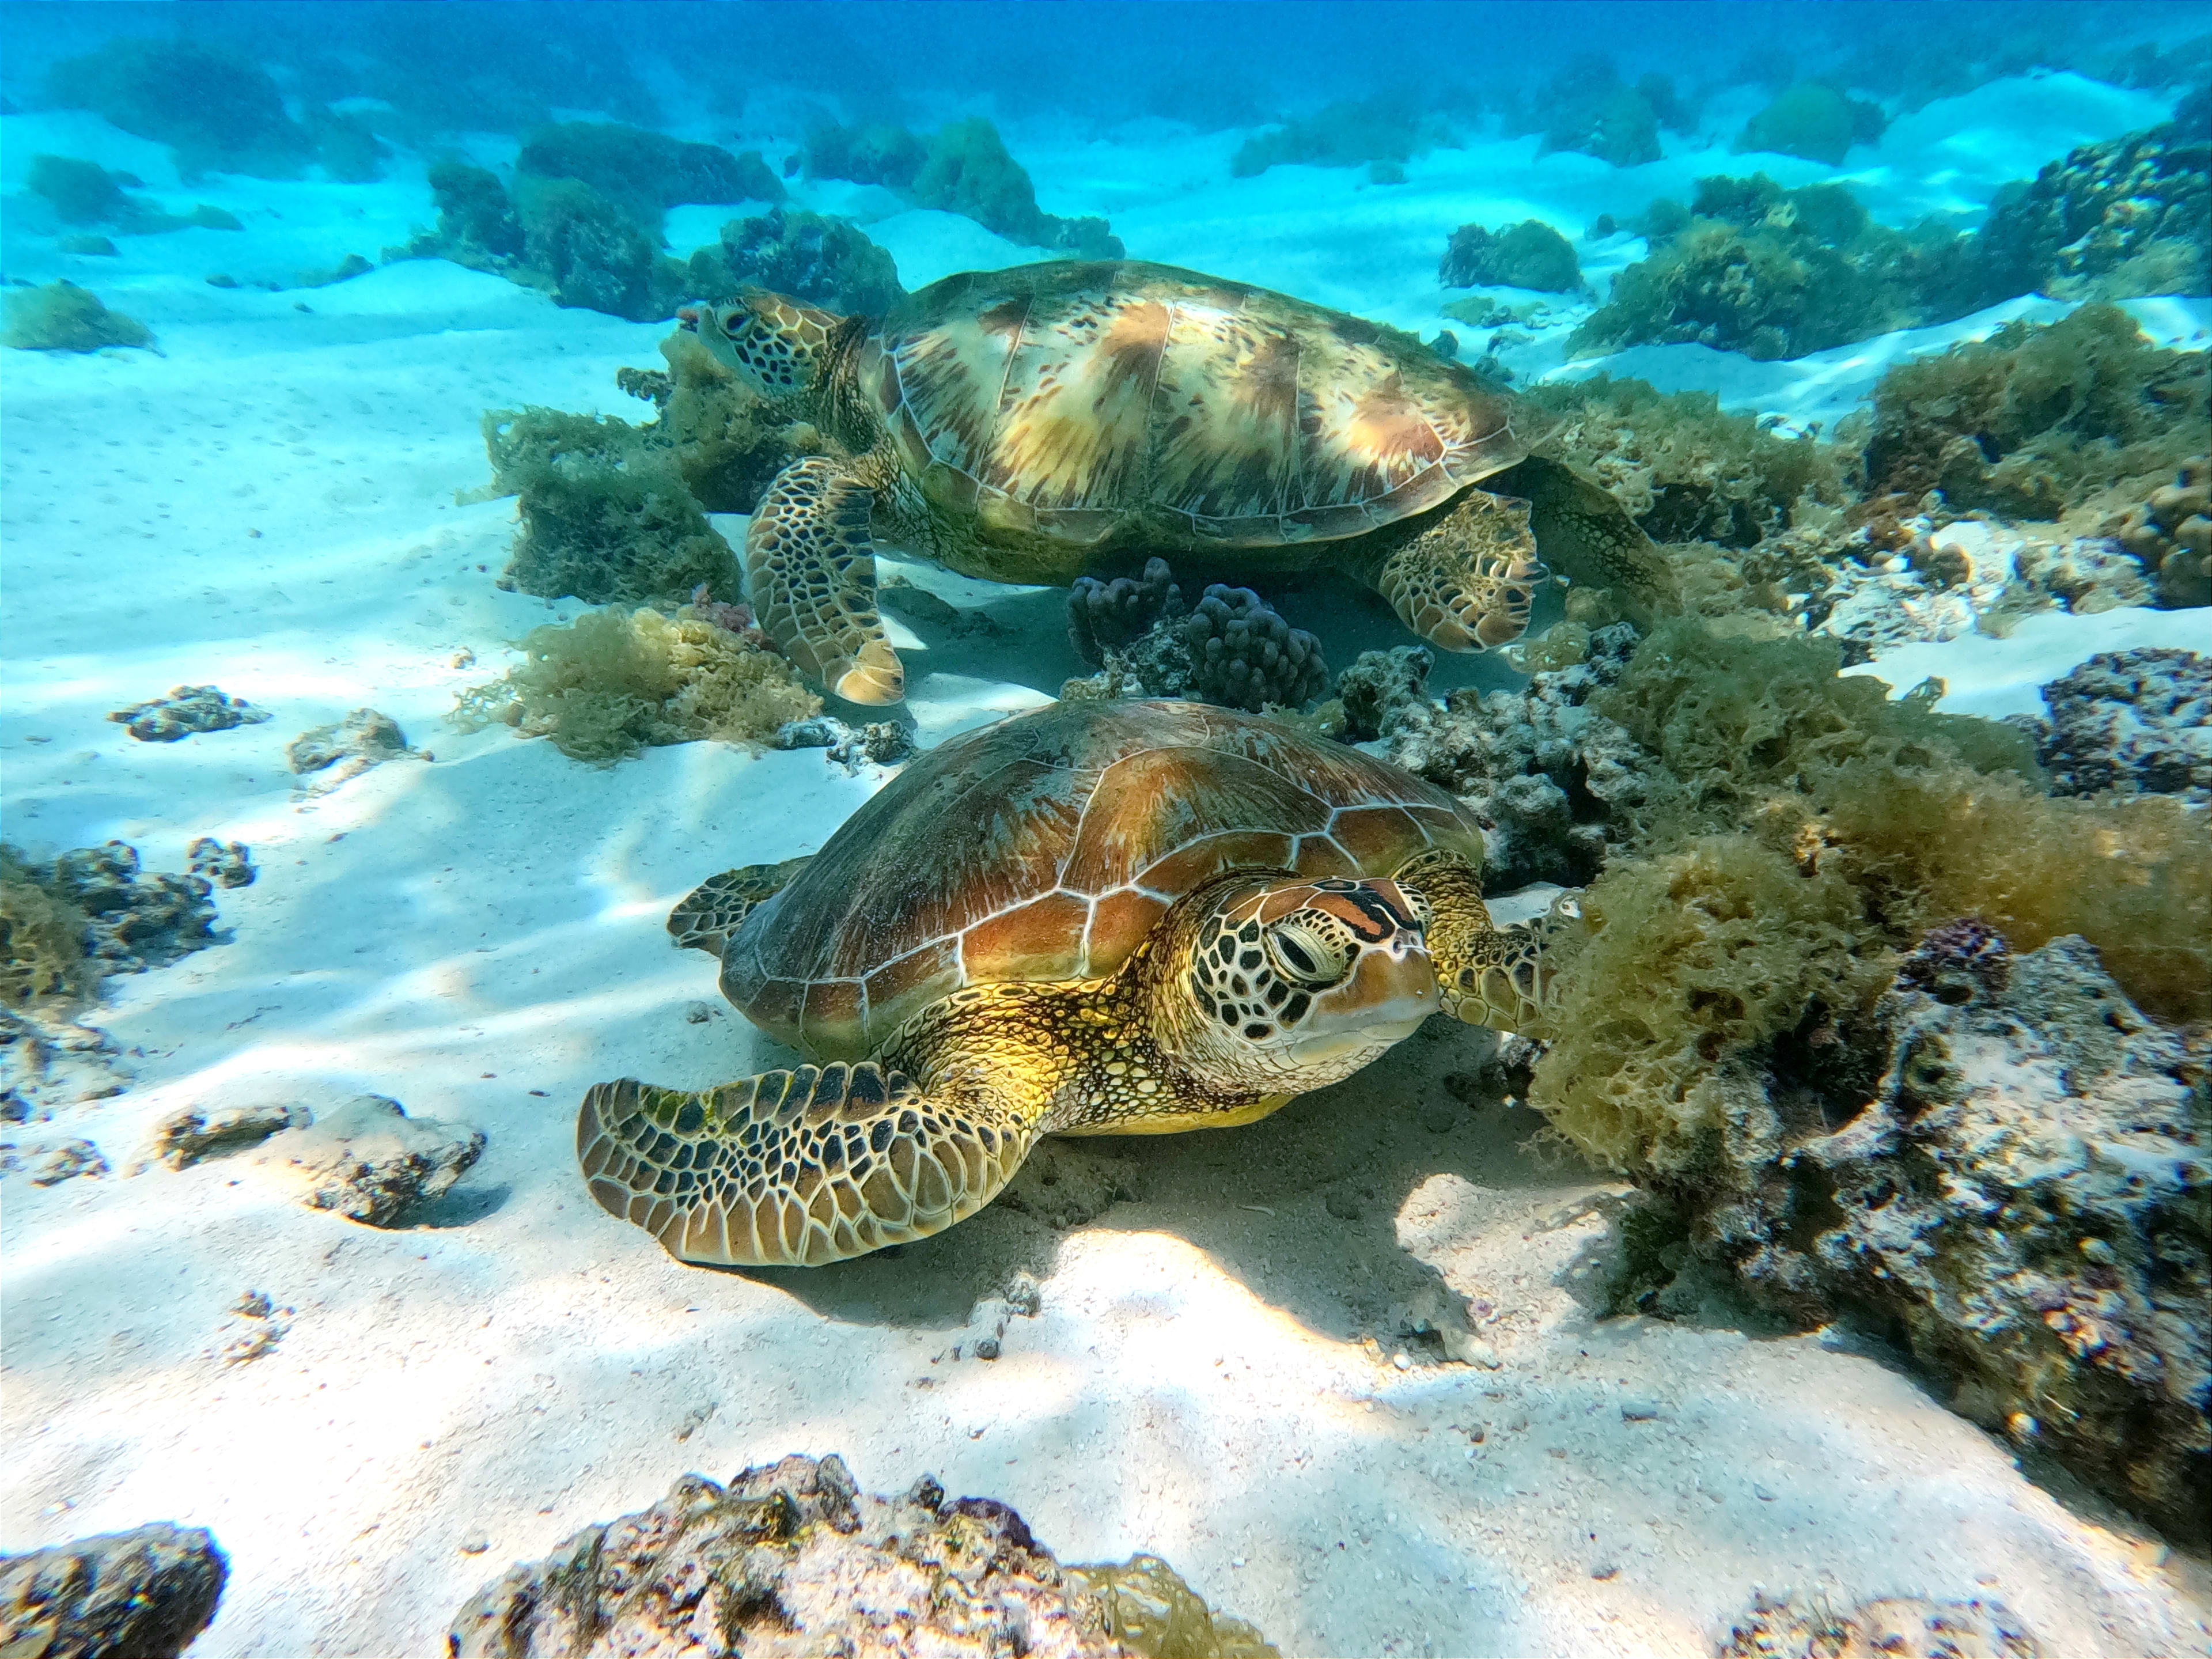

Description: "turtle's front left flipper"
747 456 906 704
578 1062 1037 1267
1393 849 1566 1038
1370 491 1547 652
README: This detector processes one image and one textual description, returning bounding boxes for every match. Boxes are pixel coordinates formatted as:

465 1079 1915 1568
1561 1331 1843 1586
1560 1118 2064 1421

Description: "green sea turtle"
578 697 1558 1267
681 259 1668 703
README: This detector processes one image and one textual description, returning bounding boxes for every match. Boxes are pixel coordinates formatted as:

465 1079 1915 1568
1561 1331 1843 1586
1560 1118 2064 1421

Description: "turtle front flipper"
1370 491 1547 652
747 456 906 704
578 1063 1037 1267
668 857 814 956
1393 849 1564 1037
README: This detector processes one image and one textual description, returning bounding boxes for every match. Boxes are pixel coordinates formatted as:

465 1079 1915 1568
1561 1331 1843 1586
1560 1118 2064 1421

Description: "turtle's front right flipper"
578 1063 1035 1267
746 456 906 704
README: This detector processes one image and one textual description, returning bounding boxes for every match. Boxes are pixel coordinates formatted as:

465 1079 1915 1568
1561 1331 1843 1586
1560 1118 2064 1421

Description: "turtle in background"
578 698 1562 1268
681 259 1669 703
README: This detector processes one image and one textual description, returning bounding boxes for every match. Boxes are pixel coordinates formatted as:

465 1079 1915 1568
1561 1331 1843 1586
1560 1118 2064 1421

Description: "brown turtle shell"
720 699 1486 1060
859 260 1527 552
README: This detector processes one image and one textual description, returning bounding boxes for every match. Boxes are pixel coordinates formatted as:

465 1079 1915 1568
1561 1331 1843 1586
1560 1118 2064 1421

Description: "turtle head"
680 288 845 405
1161 874 1438 1093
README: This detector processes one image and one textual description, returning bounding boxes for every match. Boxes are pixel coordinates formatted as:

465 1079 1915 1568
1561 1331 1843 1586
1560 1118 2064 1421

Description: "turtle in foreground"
578 698 1558 1267
683 259 1668 703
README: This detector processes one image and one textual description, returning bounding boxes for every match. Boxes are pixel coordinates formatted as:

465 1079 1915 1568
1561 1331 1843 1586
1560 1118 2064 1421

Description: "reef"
1062 563 1326 714
45 38 309 177
1720 1590 2041 1659
684 206 904 318
2099 457 2211 608
483 407 740 604
3 282 154 353
286 709 422 796
249 1094 486 1226
1229 94 1450 177
618 329 817 514
1734 82 1888 166
2028 648 2211 805
450 1453 1274 1659
108 685 270 742
515 176 687 322
1438 219 1582 293
806 118 1122 259
1509 58 1665 169
402 161 527 273
1332 646 1437 743
1861 305 2210 524
514 122 783 230
454 603 820 766
0 1522 228 1659
2 842 226 1006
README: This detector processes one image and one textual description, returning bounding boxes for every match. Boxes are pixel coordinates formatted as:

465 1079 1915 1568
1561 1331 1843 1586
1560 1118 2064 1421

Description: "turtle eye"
1266 916 1354 989
717 306 747 337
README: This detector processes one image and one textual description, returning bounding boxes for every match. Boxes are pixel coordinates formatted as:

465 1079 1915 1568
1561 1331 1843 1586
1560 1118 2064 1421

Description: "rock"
43 841 222 978
1719 1589 2041 1658
107 685 270 743
286 708 421 795
28 1137 107 1185
2031 647 2211 805
185 838 255 889
252 1093 484 1225
0 1522 228 1659
449 1454 1275 1659
140 1100 310 1171
1 1006 128 1119
1335 646 1434 743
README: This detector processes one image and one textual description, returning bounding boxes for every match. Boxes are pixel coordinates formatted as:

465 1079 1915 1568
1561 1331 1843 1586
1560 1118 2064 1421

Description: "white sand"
4 79 2209 1659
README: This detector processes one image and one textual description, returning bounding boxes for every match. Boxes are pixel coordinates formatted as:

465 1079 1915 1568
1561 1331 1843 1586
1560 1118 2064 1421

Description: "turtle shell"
720 699 1486 1060
860 260 1527 552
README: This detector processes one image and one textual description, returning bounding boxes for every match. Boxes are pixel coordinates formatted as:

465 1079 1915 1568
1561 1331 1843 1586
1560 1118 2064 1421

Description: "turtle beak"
676 305 702 332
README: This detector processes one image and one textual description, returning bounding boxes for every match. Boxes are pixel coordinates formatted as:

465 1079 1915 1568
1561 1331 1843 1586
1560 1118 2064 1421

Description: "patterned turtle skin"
581 700 1562 1269
685 260 1667 704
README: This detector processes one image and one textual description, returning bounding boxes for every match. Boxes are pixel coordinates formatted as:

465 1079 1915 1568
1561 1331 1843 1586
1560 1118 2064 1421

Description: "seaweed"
804 122 927 190
483 407 739 604
808 118 1120 257
1861 304 2210 520
514 122 783 232
46 37 311 178
454 604 819 765
1734 82 1888 166
1438 220 1581 293
1521 58 1662 169
625 329 819 514
417 161 526 267
3 282 154 353
1229 94 1450 177
25 155 135 225
684 206 903 318
1 847 92 1009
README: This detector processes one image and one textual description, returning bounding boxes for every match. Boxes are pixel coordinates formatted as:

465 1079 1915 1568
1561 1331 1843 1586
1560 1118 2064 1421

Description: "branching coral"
4 282 153 353
483 407 739 604
454 604 820 764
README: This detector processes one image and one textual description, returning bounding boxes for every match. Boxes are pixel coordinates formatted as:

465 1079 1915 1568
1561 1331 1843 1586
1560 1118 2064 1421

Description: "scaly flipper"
1370 491 1547 652
1502 454 1677 616
1394 849 1564 1037
746 456 906 704
667 857 815 956
578 1062 1037 1267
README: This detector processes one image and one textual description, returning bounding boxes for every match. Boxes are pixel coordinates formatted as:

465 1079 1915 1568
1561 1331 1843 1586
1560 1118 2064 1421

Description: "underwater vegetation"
1733 81 1888 166
1497 58 1690 170
1 843 230 1010
453 603 819 766
3 282 152 353
805 118 1122 258
684 206 904 319
1229 93 1452 178
449 1454 1276 1658
618 330 816 514
1438 219 1582 294
514 123 783 230
44 37 313 180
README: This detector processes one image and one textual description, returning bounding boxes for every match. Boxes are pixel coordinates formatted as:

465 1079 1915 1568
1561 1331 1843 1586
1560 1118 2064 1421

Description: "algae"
1734 82 1888 166
514 122 783 231
3 282 154 353
684 206 903 318
1230 94 1449 177
1 847 93 1009
26 154 135 225
514 176 688 323
46 37 311 178
454 605 820 764
1439 219 1581 293
483 406 739 604
635 330 819 514
806 117 1122 258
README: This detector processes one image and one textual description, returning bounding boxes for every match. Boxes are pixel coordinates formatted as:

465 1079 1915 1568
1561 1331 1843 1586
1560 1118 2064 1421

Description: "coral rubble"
1 1006 128 1120
450 1453 1274 1659
142 1101 310 1172
1719 1590 2041 1659
108 685 270 742
0 1522 228 1659
251 1093 485 1226
286 709 422 795
3 282 154 353
2030 648 2211 804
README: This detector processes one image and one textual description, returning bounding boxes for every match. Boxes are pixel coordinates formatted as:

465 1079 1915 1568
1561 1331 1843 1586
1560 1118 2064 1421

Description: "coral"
514 122 783 231
911 119 1123 258
414 161 527 269
2099 456 2211 608
250 1094 485 1226
1720 1590 2041 1659
1067 557 1182 663
1861 305 2210 520
1 847 91 1008
449 1454 1274 1659
1734 82 1888 166
514 177 687 323
455 604 820 766
44 842 224 980
1522 374 1854 547
3 282 153 353
25 154 135 225
0 1523 228 1659
1438 220 1581 293
482 407 740 604
46 38 310 177
626 330 817 514
1183 585 1330 713
1527 58 1662 169
142 1101 309 1171
1229 94 1450 177
1334 646 1436 743
684 206 904 317
108 685 270 742
286 709 421 795
805 122 927 189
1384 625 1650 889
1 1005 127 1119
186 839 254 889
2031 648 2211 804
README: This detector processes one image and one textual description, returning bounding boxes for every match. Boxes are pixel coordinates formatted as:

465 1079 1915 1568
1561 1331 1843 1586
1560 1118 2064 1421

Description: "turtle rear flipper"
669 857 813 956
578 1065 1035 1267
747 456 906 704
1371 491 1546 652
1503 454 1676 617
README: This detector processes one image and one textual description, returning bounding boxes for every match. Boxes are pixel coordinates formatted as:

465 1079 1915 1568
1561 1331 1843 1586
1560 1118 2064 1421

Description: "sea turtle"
681 259 1668 703
578 698 1559 1267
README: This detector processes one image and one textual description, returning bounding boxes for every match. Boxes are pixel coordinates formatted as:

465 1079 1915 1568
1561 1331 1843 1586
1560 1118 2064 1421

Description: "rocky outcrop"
251 1093 484 1225
2031 647 2211 805
0 1522 228 1659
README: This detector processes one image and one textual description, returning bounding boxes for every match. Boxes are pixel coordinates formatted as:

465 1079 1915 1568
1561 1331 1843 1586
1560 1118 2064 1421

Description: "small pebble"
1620 1400 1661 1421
1753 1483 1777 1501
972 1336 1002 1361
1392 1351 1412 1372
1590 1562 1619 1581
459 1537 488 1555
